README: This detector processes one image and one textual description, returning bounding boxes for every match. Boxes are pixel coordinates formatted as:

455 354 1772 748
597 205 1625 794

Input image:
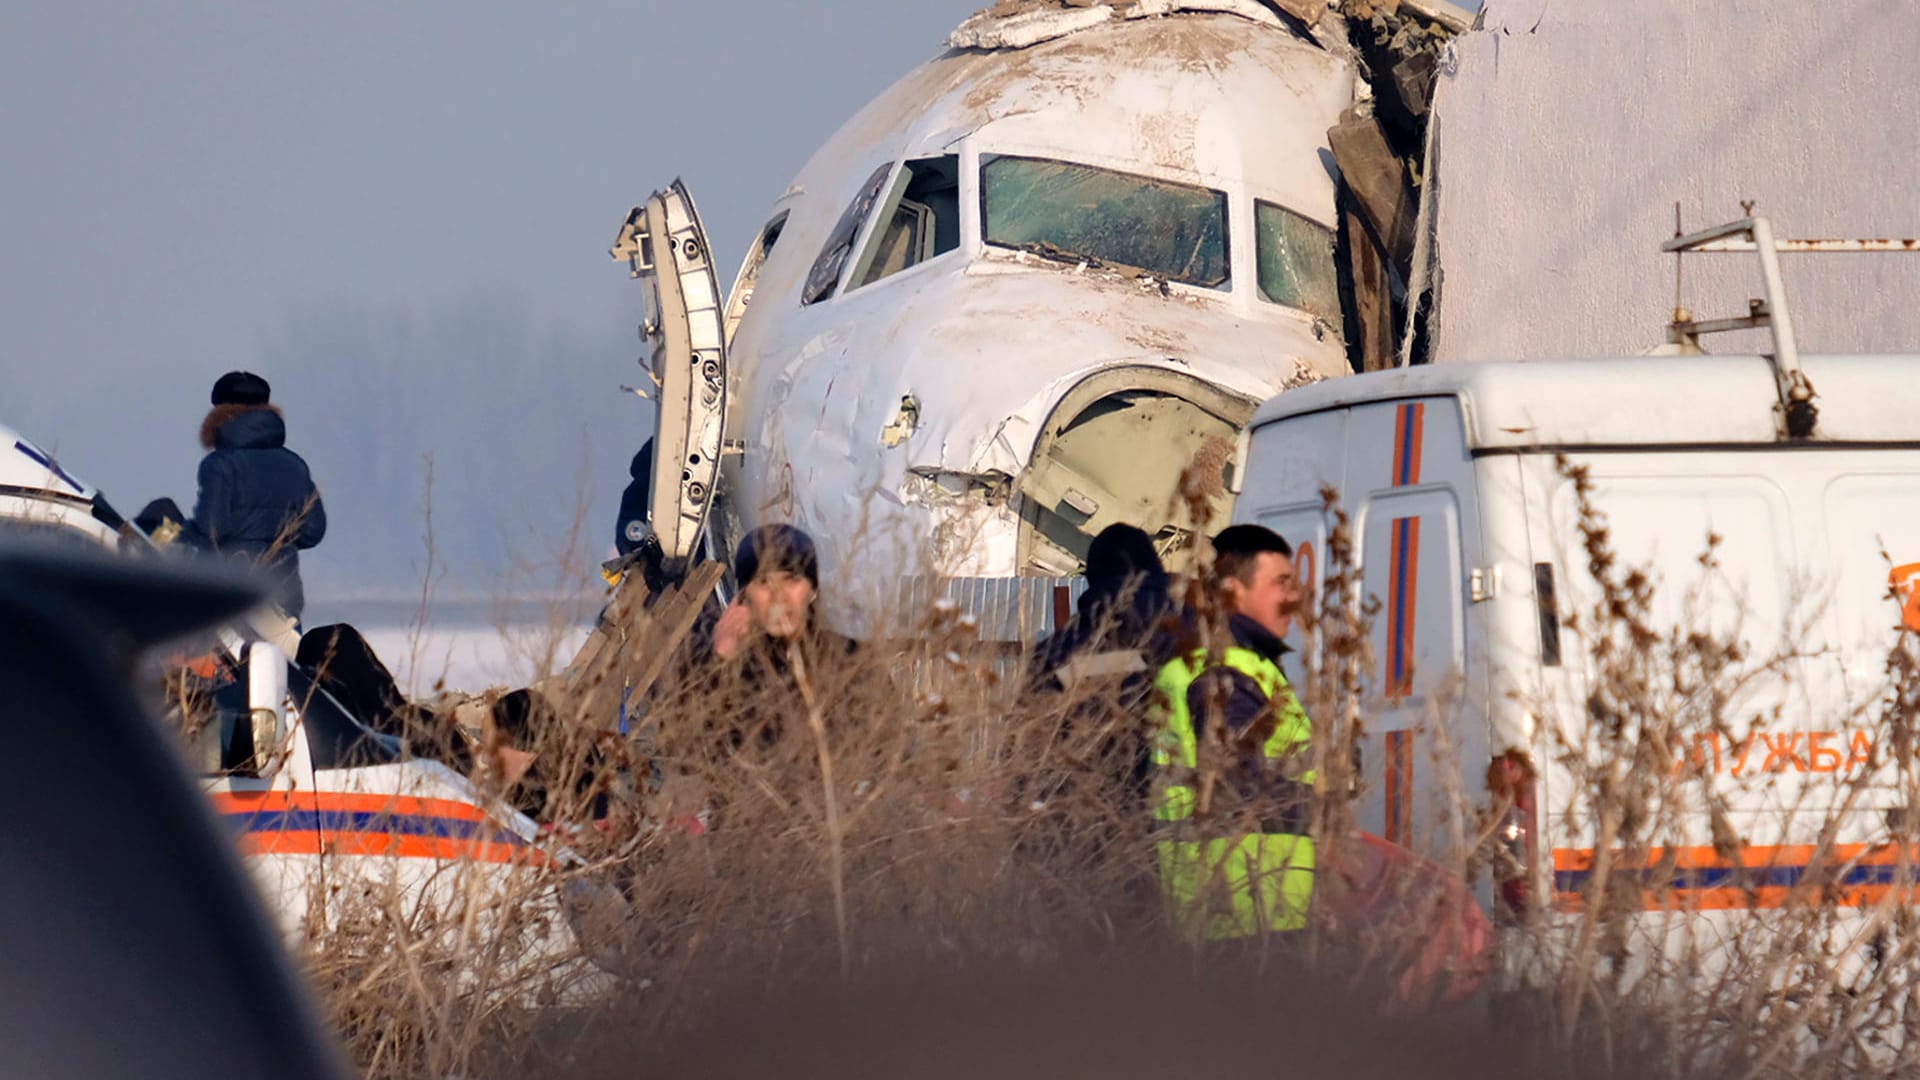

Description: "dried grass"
179 457 1920 1079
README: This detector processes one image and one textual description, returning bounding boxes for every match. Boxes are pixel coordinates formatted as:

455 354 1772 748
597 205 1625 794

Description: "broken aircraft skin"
619 2 1462 635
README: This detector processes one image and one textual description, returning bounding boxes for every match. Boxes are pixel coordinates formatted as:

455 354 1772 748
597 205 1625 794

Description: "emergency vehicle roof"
1248 354 1920 450
1 423 97 501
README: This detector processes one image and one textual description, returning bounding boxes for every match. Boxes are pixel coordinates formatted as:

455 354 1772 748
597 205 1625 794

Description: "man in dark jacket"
183 371 327 621
646 526 859 831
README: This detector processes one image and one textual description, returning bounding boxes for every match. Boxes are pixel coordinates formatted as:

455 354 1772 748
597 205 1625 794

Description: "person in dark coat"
696 525 859 751
1024 523 1185 832
609 438 669 596
1030 523 1181 693
181 371 327 621
614 440 653 558
641 525 859 832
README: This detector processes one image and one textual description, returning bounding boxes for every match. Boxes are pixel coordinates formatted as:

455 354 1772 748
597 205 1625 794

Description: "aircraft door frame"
611 180 730 570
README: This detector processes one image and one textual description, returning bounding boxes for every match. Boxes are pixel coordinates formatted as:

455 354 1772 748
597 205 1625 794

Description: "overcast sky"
2 1 963 603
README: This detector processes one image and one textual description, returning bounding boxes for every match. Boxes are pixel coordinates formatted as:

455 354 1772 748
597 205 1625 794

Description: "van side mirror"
243 642 289 776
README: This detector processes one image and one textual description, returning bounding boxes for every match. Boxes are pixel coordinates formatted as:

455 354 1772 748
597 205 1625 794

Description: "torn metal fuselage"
707 12 1360 632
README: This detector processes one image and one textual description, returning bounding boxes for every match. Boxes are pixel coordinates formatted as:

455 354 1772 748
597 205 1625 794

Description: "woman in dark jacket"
1024 523 1184 808
696 525 859 754
183 371 327 620
642 525 859 832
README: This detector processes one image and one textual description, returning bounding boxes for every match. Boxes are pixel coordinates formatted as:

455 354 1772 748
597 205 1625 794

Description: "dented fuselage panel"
701 13 1354 628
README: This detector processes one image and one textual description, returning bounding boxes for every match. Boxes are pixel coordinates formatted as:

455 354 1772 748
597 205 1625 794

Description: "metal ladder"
1662 203 1918 439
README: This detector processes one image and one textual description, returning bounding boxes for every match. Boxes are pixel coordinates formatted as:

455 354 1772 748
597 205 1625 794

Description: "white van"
1232 348 1920 929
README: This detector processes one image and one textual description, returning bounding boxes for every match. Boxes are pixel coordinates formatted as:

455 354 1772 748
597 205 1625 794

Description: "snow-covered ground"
303 596 599 696
353 622 593 696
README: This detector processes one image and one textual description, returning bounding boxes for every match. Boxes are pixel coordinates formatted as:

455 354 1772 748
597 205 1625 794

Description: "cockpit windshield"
1254 200 1340 323
980 156 1229 288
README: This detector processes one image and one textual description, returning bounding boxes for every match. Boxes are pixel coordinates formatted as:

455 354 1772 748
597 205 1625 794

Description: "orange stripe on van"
209 789 542 866
210 790 491 822
1390 402 1425 488
1384 403 1426 699
243 829 539 865
1551 844 1920 911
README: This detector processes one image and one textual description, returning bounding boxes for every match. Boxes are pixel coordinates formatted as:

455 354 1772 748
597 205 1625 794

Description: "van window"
981 155 1229 288
1548 475 1790 656
802 164 895 305
1255 200 1340 321
1823 470 1920 678
848 155 961 291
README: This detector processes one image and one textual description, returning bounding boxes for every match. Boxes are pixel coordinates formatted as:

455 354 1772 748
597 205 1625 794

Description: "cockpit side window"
846 155 962 291
980 155 1230 288
727 210 790 341
802 163 895 305
1254 200 1340 323
742 211 788 288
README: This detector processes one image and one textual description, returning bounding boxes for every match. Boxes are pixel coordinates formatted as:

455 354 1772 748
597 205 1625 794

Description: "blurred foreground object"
0 539 349 1079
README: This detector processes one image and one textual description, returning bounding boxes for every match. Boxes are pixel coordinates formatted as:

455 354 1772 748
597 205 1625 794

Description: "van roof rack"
1662 203 1919 440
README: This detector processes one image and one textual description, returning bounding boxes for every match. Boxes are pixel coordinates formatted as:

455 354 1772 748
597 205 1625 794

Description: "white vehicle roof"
0 423 97 501
0 422 117 548
1249 354 1920 449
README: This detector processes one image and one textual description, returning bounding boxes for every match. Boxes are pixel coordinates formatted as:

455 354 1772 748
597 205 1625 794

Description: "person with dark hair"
614 441 654 559
1030 523 1178 690
1151 522 1314 942
180 371 327 630
696 524 858 747
715 524 830 655
1026 525 1184 806
1017 525 1186 908
607 438 671 597
628 524 861 839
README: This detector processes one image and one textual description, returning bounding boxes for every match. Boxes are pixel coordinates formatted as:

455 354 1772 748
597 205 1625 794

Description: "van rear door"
1238 396 1490 855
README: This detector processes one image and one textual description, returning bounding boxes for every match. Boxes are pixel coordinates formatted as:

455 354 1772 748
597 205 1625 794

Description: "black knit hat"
1085 523 1164 588
734 525 820 589
211 370 271 406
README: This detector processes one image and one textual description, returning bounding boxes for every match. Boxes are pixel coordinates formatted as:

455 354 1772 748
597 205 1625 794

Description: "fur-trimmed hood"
200 403 285 451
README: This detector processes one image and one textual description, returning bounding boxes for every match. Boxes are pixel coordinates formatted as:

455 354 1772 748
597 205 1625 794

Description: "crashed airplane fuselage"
623 8 1368 628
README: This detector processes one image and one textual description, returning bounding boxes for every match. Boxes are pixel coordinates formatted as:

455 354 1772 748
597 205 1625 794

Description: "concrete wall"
1424 0 1920 363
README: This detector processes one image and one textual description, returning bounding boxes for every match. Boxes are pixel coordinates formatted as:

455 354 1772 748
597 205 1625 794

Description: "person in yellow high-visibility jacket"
1153 524 1314 942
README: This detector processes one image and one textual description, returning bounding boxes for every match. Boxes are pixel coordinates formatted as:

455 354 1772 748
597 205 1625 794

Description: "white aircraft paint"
624 11 1362 633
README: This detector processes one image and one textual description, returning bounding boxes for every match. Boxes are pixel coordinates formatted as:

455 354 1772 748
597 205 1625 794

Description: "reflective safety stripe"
1151 645 1312 822
1150 643 1315 938
1158 833 1316 939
